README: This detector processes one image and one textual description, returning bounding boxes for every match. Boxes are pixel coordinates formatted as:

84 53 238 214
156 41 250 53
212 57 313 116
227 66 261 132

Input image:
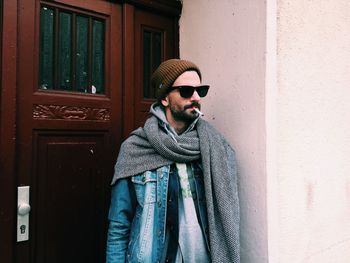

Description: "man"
106 59 240 263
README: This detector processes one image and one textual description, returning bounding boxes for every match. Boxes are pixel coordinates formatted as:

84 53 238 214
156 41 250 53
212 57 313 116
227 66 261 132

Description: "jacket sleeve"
106 178 136 263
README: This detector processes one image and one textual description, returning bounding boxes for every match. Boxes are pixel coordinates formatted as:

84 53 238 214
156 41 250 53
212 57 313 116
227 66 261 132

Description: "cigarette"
194 108 204 116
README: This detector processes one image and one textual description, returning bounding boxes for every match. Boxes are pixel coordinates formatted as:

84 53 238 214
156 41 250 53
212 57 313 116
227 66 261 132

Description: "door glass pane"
143 30 162 99
92 19 104 94
59 12 72 90
76 16 89 93
143 31 151 98
39 5 106 95
153 33 161 72
39 7 54 90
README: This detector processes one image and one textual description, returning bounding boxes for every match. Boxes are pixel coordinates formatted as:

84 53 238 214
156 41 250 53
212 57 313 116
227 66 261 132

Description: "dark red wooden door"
16 1 122 262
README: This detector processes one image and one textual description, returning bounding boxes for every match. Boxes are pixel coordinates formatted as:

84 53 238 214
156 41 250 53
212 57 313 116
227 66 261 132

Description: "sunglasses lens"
179 87 195 98
197 86 209 97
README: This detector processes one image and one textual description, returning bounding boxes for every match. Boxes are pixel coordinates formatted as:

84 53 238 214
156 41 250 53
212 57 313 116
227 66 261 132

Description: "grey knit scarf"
111 116 240 263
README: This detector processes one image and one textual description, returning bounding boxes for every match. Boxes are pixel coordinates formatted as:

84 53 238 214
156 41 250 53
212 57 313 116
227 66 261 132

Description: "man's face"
161 71 202 124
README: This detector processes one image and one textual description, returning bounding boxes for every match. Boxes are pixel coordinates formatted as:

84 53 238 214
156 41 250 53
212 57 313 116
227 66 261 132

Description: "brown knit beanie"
151 59 202 101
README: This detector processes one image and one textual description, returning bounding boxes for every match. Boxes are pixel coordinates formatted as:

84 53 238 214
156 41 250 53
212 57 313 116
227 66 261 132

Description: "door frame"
0 0 18 262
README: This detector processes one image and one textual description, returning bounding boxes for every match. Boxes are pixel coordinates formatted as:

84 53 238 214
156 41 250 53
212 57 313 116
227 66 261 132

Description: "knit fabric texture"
111 116 240 263
151 59 202 101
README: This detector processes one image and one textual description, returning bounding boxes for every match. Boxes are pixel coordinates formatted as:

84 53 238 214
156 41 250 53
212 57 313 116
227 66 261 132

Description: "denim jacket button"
157 230 162 236
158 201 162 207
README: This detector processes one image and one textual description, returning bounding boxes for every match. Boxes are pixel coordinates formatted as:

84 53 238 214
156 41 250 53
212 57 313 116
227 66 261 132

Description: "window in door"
143 28 162 99
39 5 105 94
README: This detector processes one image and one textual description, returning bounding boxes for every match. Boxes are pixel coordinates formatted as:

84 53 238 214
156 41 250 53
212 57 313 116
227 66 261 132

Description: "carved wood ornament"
33 104 110 121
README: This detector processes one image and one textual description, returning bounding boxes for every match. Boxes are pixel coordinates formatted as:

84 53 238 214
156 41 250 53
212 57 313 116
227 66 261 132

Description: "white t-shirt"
175 163 210 263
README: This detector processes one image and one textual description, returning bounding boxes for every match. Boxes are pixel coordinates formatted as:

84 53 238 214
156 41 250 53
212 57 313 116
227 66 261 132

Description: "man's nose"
190 90 201 101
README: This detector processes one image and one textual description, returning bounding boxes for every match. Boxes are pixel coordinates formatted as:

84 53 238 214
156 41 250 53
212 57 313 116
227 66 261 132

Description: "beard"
169 101 201 123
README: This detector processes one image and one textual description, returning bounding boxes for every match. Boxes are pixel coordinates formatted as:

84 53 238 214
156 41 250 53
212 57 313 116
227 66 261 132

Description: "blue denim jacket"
106 164 209 263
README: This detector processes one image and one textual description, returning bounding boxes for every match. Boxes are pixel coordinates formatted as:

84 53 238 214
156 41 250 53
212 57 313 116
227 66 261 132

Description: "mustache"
184 102 201 110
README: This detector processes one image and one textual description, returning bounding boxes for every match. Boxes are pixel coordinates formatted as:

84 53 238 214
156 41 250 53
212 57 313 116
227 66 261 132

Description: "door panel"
16 0 122 262
34 132 106 262
134 9 179 128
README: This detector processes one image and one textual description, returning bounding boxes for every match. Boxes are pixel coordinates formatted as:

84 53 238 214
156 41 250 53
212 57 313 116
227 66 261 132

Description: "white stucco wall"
180 1 268 262
271 1 350 262
181 0 350 262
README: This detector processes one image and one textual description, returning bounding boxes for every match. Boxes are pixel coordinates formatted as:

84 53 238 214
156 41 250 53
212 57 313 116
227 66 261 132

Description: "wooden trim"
118 0 182 16
108 2 123 159
122 4 135 138
173 12 180 58
0 0 18 262
42 0 112 14
17 2 37 260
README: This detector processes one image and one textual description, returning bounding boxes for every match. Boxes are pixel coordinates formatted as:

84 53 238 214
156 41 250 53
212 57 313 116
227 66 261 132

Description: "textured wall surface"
274 0 350 262
180 1 268 262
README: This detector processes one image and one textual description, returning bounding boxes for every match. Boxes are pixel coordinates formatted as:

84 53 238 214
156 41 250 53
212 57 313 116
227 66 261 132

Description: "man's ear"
161 96 169 107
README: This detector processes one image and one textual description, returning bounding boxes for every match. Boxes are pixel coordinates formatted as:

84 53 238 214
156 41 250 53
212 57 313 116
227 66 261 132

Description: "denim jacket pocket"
131 171 157 205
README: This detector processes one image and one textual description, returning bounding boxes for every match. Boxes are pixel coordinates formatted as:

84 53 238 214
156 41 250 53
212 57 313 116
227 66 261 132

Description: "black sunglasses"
169 85 210 98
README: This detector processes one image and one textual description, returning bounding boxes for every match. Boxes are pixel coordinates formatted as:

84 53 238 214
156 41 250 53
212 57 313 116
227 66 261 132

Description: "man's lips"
184 103 203 116
184 103 200 111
